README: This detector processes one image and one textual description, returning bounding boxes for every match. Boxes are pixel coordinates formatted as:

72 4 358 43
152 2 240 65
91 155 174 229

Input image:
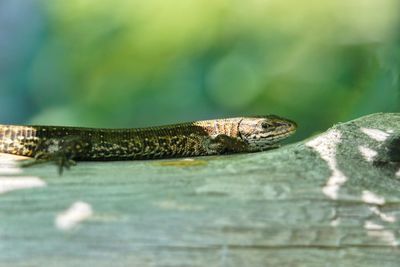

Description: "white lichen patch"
358 146 378 162
55 201 93 231
364 220 384 230
330 218 341 227
360 128 390 142
362 190 385 205
0 167 22 175
0 154 25 175
0 177 46 194
369 206 396 223
306 130 347 199
366 229 399 247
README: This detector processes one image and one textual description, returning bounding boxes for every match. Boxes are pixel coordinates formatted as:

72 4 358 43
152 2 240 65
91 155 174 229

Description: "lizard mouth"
265 124 297 140
245 124 297 148
274 130 296 141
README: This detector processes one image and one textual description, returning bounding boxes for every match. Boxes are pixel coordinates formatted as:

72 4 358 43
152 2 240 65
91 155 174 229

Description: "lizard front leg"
23 136 91 174
206 134 248 155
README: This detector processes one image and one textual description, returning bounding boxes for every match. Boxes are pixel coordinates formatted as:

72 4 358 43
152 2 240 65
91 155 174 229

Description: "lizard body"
0 115 297 172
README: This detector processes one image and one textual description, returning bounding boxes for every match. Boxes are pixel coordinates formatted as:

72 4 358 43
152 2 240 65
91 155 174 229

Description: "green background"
1 0 399 140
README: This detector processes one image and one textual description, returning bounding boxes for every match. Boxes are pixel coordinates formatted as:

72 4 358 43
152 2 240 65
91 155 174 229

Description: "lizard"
0 115 297 173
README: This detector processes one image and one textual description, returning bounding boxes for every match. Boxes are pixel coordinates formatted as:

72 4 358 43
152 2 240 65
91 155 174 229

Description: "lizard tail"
0 125 37 156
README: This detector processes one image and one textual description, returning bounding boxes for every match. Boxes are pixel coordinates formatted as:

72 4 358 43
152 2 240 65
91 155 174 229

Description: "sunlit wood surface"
1 113 399 267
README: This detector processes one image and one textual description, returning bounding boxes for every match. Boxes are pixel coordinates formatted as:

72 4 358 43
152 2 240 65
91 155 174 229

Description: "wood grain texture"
0 113 399 267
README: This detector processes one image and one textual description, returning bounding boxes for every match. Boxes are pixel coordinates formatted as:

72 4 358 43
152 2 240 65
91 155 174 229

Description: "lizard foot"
21 136 89 175
20 155 76 175
207 134 248 154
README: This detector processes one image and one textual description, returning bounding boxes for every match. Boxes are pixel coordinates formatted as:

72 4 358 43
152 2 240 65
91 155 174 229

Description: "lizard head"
238 115 297 151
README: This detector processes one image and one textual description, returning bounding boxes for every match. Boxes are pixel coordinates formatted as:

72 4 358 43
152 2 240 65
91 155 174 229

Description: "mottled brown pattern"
0 116 297 163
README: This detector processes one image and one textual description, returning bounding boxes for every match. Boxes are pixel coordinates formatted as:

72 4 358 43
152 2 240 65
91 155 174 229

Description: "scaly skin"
0 115 297 173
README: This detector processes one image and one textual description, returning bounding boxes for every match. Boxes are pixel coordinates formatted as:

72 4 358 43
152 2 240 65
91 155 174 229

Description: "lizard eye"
261 122 273 129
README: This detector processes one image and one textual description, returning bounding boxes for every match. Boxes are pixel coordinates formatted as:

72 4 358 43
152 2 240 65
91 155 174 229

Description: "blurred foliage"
0 0 399 140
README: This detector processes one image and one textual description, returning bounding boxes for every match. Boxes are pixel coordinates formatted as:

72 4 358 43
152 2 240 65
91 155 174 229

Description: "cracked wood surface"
0 113 399 267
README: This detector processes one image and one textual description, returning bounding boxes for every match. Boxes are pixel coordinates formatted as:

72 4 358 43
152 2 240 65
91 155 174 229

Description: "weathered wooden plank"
0 113 399 266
